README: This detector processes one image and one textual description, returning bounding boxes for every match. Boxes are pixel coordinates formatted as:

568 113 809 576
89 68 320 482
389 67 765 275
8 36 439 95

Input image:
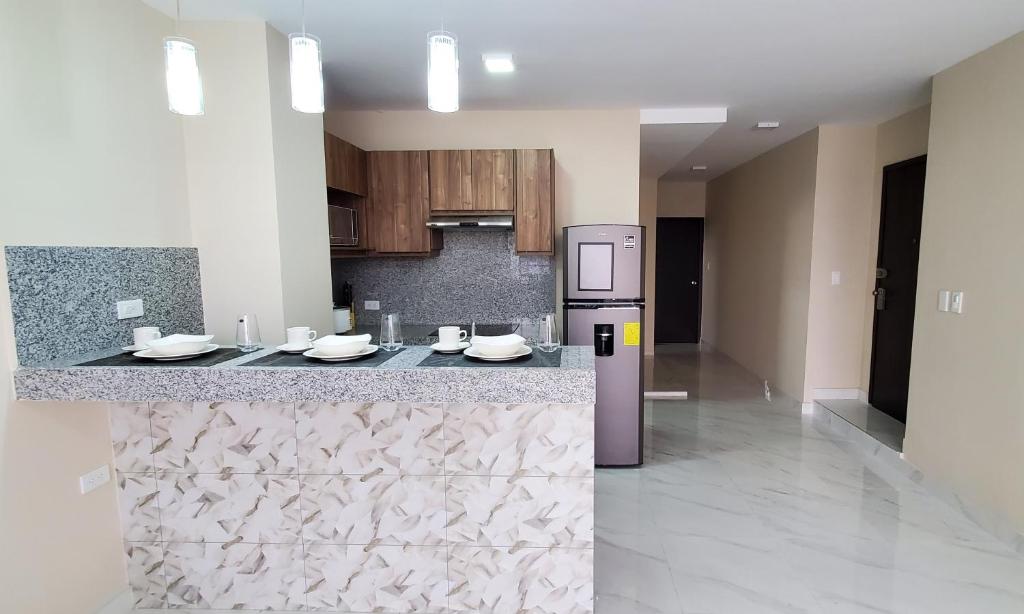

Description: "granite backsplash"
4 246 204 366
331 230 555 324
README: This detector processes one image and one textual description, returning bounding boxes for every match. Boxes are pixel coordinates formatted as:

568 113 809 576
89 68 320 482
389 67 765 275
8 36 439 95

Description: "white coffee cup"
286 326 317 347
133 326 161 348
437 326 468 349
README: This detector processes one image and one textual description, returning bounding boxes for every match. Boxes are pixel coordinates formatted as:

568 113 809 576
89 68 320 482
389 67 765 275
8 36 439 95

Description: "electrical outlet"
364 300 380 311
79 464 111 494
937 290 951 312
116 299 144 320
831 271 841 286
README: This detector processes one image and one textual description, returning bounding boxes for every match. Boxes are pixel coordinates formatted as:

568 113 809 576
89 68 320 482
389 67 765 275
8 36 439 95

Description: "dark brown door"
869 155 927 423
655 217 703 344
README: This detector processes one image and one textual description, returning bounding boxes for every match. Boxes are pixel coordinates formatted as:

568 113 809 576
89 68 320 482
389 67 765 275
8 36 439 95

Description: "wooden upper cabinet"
515 149 555 255
472 149 515 212
429 150 474 213
368 151 442 254
324 132 368 196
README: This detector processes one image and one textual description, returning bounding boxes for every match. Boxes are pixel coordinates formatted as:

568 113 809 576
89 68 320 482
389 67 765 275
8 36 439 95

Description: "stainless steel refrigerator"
563 224 645 466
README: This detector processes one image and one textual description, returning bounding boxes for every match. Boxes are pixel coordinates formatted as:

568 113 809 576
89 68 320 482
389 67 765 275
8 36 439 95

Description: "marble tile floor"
815 398 906 452
597 346 1024 614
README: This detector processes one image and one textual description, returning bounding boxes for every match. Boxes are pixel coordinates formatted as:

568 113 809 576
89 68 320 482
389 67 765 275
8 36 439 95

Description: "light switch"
79 464 110 494
831 271 841 286
937 290 951 312
950 291 964 314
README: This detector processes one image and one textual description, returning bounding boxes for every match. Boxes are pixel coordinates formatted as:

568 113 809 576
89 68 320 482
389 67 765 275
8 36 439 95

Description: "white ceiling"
144 0 1024 179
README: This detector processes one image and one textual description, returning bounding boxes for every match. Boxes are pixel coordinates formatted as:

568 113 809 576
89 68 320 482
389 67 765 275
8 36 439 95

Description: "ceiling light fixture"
691 165 708 172
427 31 459 113
163 0 204 116
755 121 781 129
289 0 325 113
483 53 515 74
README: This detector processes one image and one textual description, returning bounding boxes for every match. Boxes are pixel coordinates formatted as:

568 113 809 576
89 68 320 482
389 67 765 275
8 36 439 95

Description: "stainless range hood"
426 215 514 230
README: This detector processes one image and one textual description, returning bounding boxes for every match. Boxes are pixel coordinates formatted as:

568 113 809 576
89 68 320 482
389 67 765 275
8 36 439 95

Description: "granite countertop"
12 344 595 404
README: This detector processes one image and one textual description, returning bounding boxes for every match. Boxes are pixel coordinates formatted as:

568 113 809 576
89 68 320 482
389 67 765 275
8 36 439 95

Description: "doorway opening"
868 155 927 424
654 217 704 344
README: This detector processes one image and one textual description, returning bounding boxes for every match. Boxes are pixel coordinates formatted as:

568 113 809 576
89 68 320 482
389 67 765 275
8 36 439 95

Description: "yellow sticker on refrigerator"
623 322 641 346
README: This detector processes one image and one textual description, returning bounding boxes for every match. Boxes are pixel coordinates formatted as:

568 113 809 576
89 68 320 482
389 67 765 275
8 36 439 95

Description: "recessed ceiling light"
691 165 708 171
755 121 781 129
483 53 515 74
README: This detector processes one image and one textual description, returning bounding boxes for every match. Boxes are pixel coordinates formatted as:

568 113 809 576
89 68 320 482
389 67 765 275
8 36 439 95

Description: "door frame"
654 216 704 344
867 154 926 411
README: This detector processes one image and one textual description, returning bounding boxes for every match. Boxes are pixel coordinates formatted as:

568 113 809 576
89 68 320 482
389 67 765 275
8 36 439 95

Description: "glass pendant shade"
427 31 458 113
289 33 325 113
163 37 204 116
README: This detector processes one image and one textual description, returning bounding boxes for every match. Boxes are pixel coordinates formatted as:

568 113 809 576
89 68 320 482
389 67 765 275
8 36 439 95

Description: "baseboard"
812 387 863 400
644 390 688 400
858 388 869 403
95 589 131 614
800 402 815 414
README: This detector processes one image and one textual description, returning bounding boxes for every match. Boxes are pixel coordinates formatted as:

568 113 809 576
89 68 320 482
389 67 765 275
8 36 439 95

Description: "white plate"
302 345 379 362
133 344 220 361
276 343 313 354
431 341 470 354
464 345 533 361
122 344 148 352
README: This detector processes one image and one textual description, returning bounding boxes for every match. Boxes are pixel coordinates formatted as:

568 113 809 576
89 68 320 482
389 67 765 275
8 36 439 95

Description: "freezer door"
565 304 644 466
564 225 645 301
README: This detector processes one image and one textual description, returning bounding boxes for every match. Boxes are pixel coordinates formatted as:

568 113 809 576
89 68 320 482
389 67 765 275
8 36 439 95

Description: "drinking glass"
380 313 404 351
538 313 561 352
518 317 540 346
236 313 262 352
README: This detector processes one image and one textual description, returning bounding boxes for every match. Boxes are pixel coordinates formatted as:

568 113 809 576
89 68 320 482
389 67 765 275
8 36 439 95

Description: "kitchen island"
14 346 595 613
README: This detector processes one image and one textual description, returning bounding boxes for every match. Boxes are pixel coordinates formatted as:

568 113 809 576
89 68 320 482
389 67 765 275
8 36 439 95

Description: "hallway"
595 347 1024 613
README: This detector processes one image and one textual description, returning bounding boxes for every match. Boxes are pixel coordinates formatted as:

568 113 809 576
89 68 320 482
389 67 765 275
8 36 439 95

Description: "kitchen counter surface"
13 344 595 404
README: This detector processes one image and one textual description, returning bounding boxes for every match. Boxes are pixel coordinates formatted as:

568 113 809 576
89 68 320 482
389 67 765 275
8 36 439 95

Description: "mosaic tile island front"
19 350 595 613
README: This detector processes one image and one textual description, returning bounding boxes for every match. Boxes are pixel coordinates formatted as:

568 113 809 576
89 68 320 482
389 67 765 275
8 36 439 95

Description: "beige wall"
265 27 334 338
183 22 333 346
183 21 287 345
859 105 931 392
903 32 1024 534
805 125 878 400
324 109 642 310
0 1 190 611
657 181 706 217
704 130 819 401
639 177 658 354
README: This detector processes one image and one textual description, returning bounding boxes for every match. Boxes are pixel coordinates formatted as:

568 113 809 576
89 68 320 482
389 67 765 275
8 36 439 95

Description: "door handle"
873 287 886 311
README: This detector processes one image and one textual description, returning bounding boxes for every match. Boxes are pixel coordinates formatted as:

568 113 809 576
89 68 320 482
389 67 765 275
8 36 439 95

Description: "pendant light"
290 0 325 113
427 31 458 113
163 0 204 116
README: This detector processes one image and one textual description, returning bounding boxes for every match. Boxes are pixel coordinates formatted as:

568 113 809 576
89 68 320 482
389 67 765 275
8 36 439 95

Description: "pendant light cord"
175 0 181 35
301 0 307 37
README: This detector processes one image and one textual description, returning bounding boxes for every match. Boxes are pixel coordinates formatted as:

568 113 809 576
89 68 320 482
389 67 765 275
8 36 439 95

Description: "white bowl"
145 334 215 356
312 334 371 357
469 333 526 357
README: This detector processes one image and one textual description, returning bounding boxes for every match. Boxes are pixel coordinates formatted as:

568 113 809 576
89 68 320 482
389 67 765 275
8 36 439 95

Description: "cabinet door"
515 149 555 254
324 132 368 196
369 151 436 253
472 149 515 212
429 150 473 212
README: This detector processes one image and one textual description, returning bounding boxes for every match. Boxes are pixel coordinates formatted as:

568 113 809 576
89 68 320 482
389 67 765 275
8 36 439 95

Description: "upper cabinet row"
325 133 555 256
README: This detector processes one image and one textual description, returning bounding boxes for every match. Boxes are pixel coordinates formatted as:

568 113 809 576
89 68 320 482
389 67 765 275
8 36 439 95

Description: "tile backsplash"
331 230 555 324
4 246 204 366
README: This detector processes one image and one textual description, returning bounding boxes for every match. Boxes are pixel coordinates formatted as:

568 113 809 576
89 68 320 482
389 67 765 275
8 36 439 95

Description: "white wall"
324 109 642 309
0 1 191 611
639 176 658 354
903 32 1024 535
